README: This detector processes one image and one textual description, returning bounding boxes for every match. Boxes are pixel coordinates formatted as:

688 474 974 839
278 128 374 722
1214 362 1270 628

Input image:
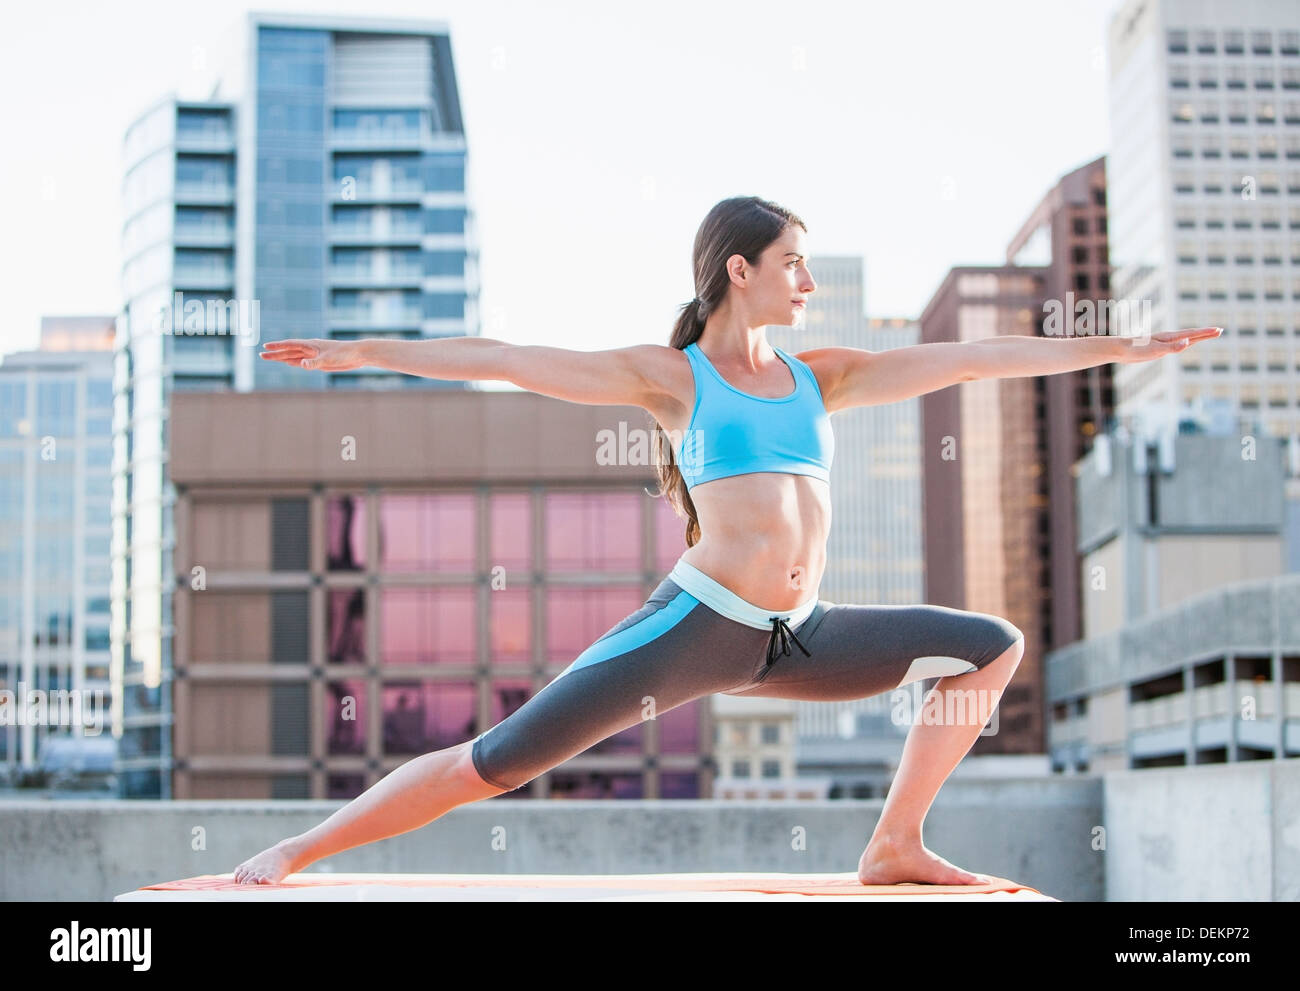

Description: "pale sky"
0 0 1122 359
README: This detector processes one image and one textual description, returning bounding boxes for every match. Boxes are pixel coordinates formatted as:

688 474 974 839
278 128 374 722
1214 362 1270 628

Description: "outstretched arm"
962 326 1222 380
804 327 1222 413
259 336 667 408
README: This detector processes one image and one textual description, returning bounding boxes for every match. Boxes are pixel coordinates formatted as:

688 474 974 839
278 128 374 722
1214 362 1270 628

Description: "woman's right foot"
233 839 303 885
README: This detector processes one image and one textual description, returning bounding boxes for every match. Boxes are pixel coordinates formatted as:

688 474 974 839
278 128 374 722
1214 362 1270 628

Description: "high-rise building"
920 265 1050 755
115 13 478 797
919 152 1126 756
1106 0 1300 439
0 317 115 778
1006 156 1115 649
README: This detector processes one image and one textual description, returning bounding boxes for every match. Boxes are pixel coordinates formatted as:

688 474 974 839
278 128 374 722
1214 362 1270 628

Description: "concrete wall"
1 776 1101 902
4 760 1294 901
1103 758 1299 901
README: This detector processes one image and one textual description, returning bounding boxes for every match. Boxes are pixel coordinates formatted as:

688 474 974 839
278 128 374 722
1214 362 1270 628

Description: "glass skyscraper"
0 318 115 779
115 14 479 797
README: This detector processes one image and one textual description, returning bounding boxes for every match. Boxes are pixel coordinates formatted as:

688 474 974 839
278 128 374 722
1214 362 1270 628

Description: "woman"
236 195 1219 886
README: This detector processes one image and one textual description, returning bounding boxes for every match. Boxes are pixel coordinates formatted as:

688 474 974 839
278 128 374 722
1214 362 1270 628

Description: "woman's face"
752 226 816 327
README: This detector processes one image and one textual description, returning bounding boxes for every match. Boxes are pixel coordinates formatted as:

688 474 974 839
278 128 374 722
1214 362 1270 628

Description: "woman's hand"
259 338 367 371
1114 326 1222 364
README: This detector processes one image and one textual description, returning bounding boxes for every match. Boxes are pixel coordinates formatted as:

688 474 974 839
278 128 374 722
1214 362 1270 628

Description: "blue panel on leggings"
557 590 698 678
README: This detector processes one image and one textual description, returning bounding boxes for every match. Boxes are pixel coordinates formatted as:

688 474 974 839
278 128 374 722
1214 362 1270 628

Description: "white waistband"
668 558 818 631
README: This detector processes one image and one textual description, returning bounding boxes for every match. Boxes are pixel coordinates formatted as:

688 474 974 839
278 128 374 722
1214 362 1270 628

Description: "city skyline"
1 0 1120 365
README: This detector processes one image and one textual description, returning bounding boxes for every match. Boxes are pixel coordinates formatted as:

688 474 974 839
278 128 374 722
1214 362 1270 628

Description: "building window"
326 588 366 665
544 490 641 572
381 587 476 666
326 494 365 570
379 491 476 573
733 759 751 778
761 759 781 779
760 722 780 744
490 491 532 572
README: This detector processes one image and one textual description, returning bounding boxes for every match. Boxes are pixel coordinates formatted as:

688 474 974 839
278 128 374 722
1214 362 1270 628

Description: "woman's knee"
455 738 517 797
980 617 1024 670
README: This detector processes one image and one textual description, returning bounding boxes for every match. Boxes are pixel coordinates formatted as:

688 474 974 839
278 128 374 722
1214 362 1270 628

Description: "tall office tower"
1006 156 1115 650
115 13 478 796
1107 0 1300 442
920 267 1050 754
0 318 115 777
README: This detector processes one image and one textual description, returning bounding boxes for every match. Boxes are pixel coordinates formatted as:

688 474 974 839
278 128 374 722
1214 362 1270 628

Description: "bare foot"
232 839 303 885
858 836 992 886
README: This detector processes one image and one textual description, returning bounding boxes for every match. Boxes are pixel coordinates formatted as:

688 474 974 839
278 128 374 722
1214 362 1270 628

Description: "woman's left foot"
858 837 992 886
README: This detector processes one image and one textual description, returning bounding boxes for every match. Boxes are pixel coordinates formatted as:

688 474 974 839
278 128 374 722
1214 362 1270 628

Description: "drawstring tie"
766 615 811 669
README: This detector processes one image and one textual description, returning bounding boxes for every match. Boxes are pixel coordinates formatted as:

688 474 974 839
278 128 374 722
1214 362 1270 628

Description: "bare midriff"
676 471 830 612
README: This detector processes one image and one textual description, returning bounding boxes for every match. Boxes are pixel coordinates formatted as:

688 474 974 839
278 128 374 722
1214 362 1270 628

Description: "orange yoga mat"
130 871 1054 900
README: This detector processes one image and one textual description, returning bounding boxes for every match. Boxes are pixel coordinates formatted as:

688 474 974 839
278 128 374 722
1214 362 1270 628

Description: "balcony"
174 184 234 205
329 223 423 245
329 266 424 288
329 308 423 329
330 181 423 203
172 267 233 291
175 130 235 154
173 226 234 248
330 127 425 151
169 347 234 375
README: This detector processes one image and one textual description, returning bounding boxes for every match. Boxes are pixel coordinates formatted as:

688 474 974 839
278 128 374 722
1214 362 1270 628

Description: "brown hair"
647 196 808 548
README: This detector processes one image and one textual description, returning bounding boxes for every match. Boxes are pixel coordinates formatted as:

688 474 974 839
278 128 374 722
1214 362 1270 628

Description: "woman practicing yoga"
237 195 1220 886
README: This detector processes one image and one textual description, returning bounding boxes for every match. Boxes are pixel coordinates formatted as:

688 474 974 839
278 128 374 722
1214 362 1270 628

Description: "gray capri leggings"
471 557 1024 793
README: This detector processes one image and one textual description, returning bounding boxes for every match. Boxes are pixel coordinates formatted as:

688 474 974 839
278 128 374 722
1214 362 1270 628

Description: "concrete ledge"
0 776 1101 901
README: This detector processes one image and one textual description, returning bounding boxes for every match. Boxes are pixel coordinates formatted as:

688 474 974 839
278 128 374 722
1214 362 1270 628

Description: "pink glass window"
490 491 531 573
326 588 366 665
379 492 476 572
489 589 531 667
544 491 641 572
326 494 366 570
381 681 476 754
381 588 475 665
326 679 366 755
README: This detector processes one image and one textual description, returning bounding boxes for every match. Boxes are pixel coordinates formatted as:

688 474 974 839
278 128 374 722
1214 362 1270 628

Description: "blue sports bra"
674 341 834 490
